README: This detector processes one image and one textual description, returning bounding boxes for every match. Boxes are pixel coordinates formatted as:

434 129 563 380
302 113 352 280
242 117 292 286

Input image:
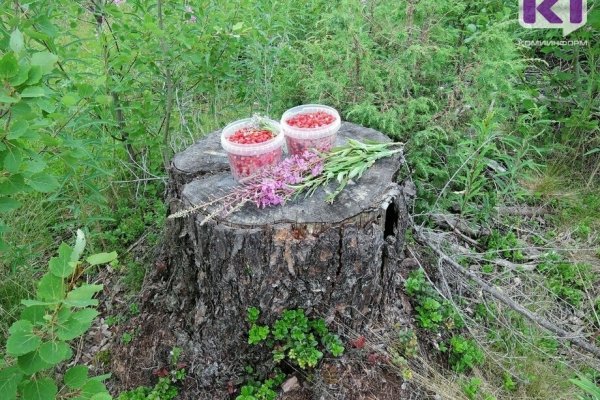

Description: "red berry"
228 128 275 144
227 148 283 180
286 111 335 128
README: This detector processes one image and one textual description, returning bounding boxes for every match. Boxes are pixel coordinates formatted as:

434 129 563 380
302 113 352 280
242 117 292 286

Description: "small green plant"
0 230 116 400
404 268 461 331
118 347 186 400
246 308 344 369
129 302 140 316
537 253 597 307
462 377 482 400
570 376 600 400
397 329 419 358
485 230 524 262
106 314 124 327
446 335 484 373
502 372 517 392
236 373 286 400
121 332 134 345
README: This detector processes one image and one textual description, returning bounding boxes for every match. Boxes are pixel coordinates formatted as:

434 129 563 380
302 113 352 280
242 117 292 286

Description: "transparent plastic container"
221 118 284 181
280 104 341 156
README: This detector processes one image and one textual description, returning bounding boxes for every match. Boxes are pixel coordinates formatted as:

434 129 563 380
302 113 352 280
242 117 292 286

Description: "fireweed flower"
168 140 403 224
185 5 197 23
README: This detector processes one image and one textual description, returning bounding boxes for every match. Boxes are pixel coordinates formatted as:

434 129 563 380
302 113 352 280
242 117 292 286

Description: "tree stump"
114 122 414 396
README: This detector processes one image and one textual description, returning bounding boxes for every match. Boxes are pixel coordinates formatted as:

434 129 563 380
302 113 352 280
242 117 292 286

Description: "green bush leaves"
0 230 115 400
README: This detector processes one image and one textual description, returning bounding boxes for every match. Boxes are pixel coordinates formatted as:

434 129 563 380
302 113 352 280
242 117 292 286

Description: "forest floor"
64 171 600 400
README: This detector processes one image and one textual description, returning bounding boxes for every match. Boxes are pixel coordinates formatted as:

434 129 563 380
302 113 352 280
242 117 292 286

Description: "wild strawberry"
228 128 275 144
286 111 336 128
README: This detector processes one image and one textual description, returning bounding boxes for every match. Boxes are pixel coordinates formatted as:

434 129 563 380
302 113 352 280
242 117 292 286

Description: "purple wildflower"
170 150 325 222
113 0 125 5
185 5 197 23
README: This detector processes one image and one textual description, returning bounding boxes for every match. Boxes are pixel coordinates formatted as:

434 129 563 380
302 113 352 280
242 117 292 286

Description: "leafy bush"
236 373 285 400
247 308 344 369
404 268 461 331
0 230 116 400
446 335 484 373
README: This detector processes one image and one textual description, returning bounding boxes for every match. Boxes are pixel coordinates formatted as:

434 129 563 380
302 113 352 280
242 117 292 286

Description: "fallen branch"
430 213 488 238
414 227 600 359
495 206 549 217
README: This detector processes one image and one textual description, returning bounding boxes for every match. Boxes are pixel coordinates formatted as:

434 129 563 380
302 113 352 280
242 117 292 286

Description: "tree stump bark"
115 122 414 396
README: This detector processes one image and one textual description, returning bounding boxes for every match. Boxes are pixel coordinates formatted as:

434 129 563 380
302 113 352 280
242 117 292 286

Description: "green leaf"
9 64 30 86
71 229 86 262
0 197 21 213
21 377 58 400
26 172 59 193
64 365 88 389
17 350 52 374
95 95 112 105
10 29 24 54
64 284 103 307
56 308 99 341
4 148 22 173
79 379 109 400
20 305 47 324
0 367 23 400
7 120 29 140
37 272 66 302
30 51 58 74
0 93 18 103
90 393 112 400
0 174 26 195
21 86 46 98
0 52 18 79
6 320 42 356
39 341 70 365
86 251 117 266
21 299 59 307
49 242 75 278
89 373 111 382
61 93 79 106
27 65 43 85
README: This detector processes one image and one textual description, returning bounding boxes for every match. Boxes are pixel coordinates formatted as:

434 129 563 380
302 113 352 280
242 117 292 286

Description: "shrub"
0 230 116 400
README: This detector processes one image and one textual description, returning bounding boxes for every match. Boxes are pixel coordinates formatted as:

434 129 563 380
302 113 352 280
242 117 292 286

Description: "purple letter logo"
519 0 587 35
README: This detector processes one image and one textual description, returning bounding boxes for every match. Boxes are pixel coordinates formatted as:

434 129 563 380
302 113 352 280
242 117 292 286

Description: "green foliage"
246 308 344 370
485 230 524 262
0 230 114 400
117 377 180 400
236 373 286 400
570 376 600 400
462 377 482 400
0 29 62 250
537 253 597 307
446 335 484 373
396 329 419 358
404 268 461 331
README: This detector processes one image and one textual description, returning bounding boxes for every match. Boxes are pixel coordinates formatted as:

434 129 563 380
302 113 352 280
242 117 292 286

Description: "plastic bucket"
221 118 284 181
280 104 341 155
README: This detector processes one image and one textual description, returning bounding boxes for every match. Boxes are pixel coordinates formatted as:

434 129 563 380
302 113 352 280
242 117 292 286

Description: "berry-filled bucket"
221 117 285 182
281 104 341 156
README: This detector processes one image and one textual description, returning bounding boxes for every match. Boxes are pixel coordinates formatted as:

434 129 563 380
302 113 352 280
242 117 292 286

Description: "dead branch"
495 206 549 217
414 227 600 359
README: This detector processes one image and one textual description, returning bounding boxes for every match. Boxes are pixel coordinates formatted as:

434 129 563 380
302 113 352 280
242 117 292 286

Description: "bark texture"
113 122 413 396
